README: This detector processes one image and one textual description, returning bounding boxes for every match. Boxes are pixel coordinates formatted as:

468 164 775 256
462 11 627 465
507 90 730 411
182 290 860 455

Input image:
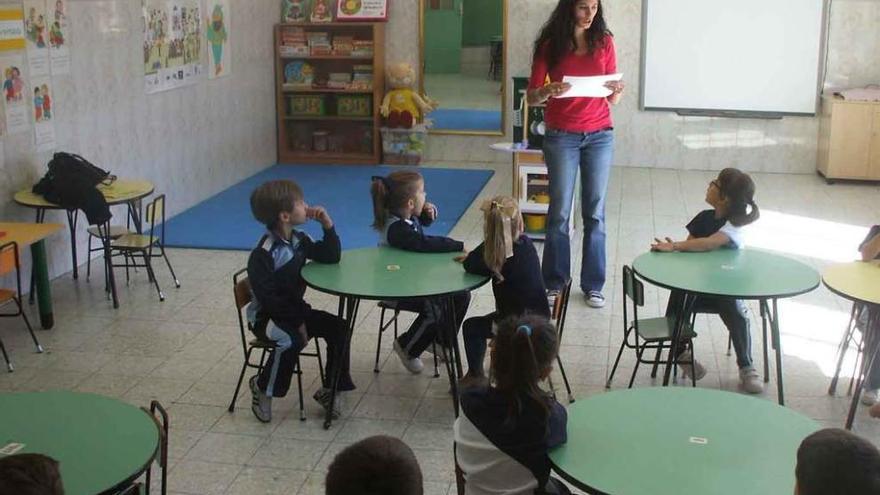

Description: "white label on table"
720 265 735 270
0 442 25 455
689 437 708 445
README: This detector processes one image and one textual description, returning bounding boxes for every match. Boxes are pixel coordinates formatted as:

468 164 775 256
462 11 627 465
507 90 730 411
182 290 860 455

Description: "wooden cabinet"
275 22 385 164
817 96 880 183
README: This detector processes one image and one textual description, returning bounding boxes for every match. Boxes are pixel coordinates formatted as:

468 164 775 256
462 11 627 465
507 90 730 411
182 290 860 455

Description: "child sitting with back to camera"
651 167 763 393
456 195 550 386
454 315 570 495
246 180 355 422
370 170 470 374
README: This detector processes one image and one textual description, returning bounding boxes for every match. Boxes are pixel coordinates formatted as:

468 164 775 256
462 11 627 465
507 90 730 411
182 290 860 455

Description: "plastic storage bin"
381 125 428 165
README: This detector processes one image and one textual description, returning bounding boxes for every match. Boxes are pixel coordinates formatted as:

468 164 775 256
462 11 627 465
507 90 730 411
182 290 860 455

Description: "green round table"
549 388 819 495
302 246 490 427
822 260 880 429
633 249 820 404
0 391 160 495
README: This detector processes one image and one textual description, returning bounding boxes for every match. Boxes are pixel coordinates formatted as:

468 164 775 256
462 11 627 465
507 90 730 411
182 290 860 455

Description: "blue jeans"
542 127 614 293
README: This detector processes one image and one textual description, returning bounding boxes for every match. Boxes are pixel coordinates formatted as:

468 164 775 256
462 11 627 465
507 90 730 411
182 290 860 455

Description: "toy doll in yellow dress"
380 63 438 129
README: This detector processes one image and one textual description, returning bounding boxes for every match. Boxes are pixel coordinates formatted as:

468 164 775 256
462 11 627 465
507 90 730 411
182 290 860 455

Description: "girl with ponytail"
650 167 764 394
454 315 570 494
457 196 550 383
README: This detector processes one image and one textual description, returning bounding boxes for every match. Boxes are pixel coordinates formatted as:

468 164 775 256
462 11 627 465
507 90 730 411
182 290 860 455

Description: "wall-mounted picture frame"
336 0 388 22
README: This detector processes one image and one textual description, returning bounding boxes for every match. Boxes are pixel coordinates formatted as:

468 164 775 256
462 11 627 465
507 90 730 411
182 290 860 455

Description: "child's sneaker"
677 350 707 381
585 291 606 308
739 367 764 394
249 375 272 423
861 388 880 406
394 339 424 374
313 387 342 419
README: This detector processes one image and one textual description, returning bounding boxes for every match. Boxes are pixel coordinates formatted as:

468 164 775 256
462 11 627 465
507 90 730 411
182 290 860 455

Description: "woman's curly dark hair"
532 0 612 71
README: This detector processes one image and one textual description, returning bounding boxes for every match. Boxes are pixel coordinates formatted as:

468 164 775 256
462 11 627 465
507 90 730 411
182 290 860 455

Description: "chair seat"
636 317 697 342
249 338 276 349
87 225 132 239
0 288 15 304
112 234 158 249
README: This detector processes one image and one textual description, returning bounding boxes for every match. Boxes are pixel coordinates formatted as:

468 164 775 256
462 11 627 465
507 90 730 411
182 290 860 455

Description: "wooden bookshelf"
275 22 385 165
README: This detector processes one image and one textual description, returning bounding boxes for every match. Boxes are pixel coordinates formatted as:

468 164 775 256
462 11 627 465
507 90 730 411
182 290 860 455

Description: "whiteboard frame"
638 0 830 118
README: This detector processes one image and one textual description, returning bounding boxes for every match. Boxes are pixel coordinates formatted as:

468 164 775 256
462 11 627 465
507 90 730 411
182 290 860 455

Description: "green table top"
549 388 819 495
632 248 819 299
822 260 880 306
0 392 159 495
301 246 490 300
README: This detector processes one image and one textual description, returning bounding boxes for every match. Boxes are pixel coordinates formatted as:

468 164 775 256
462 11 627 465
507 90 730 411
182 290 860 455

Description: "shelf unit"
275 22 385 164
817 95 880 183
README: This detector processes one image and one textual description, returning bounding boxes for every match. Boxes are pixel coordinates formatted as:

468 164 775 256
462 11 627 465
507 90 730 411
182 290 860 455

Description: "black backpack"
33 152 117 225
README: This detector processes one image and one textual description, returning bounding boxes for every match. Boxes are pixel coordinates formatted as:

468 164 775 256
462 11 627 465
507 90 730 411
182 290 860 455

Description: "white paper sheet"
559 73 623 98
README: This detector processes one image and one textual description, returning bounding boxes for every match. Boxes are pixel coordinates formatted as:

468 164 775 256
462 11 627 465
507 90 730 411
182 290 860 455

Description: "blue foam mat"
428 108 502 131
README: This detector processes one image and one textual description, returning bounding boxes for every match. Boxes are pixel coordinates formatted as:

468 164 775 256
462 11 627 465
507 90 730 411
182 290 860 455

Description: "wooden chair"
607 265 698 389
228 268 323 421
0 241 44 372
109 194 180 301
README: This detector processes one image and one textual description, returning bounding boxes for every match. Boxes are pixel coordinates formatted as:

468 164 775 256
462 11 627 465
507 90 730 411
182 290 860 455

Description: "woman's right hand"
543 82 571 100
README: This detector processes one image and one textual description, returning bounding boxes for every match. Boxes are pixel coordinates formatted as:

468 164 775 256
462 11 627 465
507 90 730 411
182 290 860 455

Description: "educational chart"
48 0 70 74
22 0 49 77
205 0 229 79
1 55 30 134
142 0 203 94
32 77 55 151
0 8 26 52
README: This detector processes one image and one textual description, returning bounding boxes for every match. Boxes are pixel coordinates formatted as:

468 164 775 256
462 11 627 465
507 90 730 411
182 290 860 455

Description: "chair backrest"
0 242 22 295
232 268 253 354
551 278 573 340
622 265 644 306
145 194 167 248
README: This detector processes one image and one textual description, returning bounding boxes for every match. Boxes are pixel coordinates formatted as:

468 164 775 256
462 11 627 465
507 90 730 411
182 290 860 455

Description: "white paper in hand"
559 73 623 98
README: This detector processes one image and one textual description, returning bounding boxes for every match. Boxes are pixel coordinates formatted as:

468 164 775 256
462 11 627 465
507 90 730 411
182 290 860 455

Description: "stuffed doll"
380 62 438 129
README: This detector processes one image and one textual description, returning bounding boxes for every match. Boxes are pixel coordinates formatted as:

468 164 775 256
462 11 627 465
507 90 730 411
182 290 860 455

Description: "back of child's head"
0 453 65 495
370 170 423 231
325 435 423 495
795 428 880 495
249 179 304 229
490 314 558 420
716 167 759 227
480 196 523 281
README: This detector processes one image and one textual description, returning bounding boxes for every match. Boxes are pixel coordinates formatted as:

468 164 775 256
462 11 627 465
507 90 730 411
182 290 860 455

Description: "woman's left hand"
604 80 625 95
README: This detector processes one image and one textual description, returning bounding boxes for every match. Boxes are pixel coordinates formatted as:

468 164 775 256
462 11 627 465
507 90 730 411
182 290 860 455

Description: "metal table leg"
325 295 360 429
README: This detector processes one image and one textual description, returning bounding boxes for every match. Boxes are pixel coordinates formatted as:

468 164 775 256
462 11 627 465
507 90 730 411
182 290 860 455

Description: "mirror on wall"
419 0 506 136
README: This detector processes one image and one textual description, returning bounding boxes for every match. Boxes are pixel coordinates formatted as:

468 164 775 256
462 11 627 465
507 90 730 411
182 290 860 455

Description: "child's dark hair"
716 167 759 227
249 179 303 229
0 453 65 495
489 314 558 421
325 435 423 495
370 170 423 231
533 0 611 70
796 428 880 495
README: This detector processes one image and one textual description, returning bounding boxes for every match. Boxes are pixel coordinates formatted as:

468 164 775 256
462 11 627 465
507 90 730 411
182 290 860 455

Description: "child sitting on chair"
457 195 550 385
651 167 763 393
246 179 355 422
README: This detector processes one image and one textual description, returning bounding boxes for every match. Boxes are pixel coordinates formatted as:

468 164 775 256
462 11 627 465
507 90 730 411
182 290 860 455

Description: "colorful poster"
22 0 49 77
1 56 30 134
48 0 69 74
336 0 388 21
33 77 54 151
0 8 25 52
205 0 229 79
142 0 203 94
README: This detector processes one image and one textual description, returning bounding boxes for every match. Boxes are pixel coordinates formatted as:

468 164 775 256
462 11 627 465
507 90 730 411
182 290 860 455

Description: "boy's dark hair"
249 179 304 229
796 428 880 495
489 314 558 422
325 435 423 495
370 170 423 231
716 167 759 227
0 453 65 495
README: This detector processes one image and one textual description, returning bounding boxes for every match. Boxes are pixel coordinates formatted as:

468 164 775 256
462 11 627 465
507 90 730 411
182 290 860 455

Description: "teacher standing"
527 0 624 308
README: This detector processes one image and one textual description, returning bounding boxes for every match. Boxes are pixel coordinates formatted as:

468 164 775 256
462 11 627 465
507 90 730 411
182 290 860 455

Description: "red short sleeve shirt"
529 34 617 133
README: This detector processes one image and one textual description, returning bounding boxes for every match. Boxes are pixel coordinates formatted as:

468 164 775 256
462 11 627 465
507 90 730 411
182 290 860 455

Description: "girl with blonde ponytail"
457 196 551 382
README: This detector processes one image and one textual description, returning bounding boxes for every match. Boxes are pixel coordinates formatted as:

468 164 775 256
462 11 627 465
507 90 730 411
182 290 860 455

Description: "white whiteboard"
641 0 825 115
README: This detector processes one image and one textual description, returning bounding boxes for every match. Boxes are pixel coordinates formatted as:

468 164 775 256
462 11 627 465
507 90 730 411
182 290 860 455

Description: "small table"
549 388 819 495
633 249 820 405
0 222 64 328
302 246 490 428
15 180 155 308
0 391 160 495
822 260 880 429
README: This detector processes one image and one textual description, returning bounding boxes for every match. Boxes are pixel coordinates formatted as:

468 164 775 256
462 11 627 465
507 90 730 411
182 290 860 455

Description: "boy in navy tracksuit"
246 180 355 422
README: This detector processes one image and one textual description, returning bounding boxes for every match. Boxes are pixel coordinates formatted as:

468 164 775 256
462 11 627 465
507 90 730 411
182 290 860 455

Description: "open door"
424 0 462 74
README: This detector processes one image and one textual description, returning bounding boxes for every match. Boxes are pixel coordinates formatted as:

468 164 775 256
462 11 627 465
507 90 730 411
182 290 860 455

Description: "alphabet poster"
205 0 229 79
143 0 203 93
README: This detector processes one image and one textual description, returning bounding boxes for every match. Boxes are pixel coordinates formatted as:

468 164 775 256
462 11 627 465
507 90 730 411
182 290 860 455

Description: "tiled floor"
2 162 880 494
